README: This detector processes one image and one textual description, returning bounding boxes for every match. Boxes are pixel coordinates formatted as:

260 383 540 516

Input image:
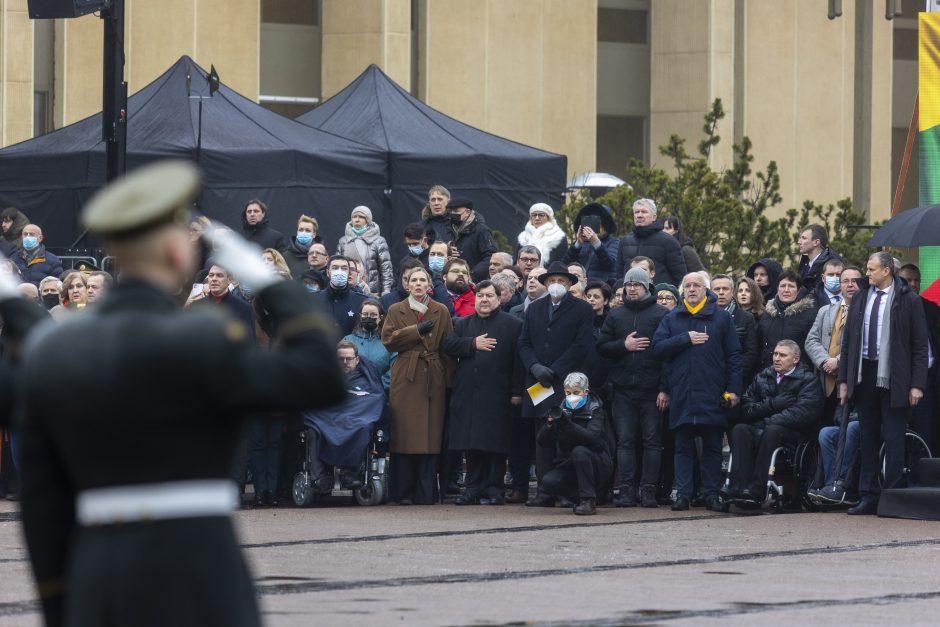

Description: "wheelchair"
878 429 933 488
291 425 389 507
723 439 819 513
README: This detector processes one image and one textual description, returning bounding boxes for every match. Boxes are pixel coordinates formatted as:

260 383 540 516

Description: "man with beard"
445 258 476 317
616 199 686 288
443 280 523 505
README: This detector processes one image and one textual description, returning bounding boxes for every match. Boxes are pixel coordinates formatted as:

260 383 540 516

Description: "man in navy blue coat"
651 272 742 512
518 262 596 506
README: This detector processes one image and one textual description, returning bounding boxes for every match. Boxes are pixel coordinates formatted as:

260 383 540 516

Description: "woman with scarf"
338 205 394 296
517 203 568 267
382 268 453 504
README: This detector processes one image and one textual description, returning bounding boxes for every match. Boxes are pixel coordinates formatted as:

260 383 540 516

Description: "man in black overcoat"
443 280 524 504
17 161 345 627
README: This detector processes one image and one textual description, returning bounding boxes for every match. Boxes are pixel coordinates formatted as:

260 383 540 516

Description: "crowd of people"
0 187 935 519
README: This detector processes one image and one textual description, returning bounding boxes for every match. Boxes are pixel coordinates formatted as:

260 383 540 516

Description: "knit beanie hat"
623 267 651 291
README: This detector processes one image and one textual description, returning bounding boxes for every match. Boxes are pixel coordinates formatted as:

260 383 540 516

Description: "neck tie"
867 290 885 360
776 373 783 385
825 304 846 396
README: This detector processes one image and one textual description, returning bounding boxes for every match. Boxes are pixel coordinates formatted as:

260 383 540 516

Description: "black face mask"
42 294 59 310
360 318 378 332
449 213 464 225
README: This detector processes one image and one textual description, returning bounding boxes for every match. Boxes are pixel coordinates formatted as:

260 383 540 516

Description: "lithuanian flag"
919 14 940 302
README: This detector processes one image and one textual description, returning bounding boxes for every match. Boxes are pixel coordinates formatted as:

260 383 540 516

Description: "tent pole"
102 0 127 183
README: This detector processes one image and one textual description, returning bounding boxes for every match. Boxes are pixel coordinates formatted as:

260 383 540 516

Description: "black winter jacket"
741 363 822 434
798 247 842 293
242 214 288 253
536 393 613 462
617 221 687 287
596 294 669 398
449 213 497 283
757 292 817 368
729 303 760 386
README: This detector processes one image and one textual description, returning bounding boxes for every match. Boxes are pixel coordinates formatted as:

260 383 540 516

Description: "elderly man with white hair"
517 202 568 267
617 198 687 287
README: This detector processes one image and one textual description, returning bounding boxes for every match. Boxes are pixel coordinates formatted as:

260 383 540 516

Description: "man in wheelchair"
723 340 823 506
301 341 385 492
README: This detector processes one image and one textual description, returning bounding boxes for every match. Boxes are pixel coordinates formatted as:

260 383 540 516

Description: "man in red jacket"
445 258 476 317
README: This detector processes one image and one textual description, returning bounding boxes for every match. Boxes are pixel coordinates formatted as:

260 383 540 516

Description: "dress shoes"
505 490 528 504
671 496 690 511
525 493 556 507
847 497 878 515
573 498 596 515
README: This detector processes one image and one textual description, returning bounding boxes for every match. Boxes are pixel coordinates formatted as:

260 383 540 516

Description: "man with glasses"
306 242 329 276
597 267 670 507
445 258 476 317
516 245 542 278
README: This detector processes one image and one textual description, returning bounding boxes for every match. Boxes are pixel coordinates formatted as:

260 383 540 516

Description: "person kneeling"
537 373 613 515
724 339 822 506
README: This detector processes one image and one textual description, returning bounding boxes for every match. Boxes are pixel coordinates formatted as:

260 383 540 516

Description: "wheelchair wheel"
355 476 385 506
794 440 821 512
878 430 932 488
292 472 315 507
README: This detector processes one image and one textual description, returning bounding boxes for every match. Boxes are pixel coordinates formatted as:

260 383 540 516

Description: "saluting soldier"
17 161 346 627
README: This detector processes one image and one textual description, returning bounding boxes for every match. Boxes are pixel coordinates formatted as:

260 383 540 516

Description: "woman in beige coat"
382 267 453 504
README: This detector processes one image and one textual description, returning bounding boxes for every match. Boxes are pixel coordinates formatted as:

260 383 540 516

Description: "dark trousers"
541 446 612 501
658 414 675 498
674 424 723 499
534 417 554 484
508 409 533 492
910 366 935 449
248 419 282 495
463 450 504 499
390 452 437 504
611 391 661 490
728 422 803 494
855 360 908 496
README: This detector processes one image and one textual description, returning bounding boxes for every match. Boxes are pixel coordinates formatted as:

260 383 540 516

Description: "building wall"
53 0 259 129
0 0 33 146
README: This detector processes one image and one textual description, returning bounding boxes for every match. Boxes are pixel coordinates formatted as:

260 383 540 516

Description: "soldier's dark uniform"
17 162 346 627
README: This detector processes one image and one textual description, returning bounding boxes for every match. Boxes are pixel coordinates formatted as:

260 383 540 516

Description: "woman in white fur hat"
516 202 568 267
337 205 394 296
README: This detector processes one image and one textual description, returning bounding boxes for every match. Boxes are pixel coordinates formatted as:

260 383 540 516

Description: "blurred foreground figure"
18 161 345 627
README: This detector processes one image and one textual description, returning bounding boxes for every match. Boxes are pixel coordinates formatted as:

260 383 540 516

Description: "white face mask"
547 283 567 299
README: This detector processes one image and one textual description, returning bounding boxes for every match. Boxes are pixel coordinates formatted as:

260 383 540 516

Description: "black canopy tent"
0 56 389 250
296 64 567 256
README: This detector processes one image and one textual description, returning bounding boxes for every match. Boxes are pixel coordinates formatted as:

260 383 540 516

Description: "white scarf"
408 294 429 316
518 221 566 265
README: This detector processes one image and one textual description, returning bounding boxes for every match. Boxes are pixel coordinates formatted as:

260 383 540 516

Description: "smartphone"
581 215 601 233
190 283 204 298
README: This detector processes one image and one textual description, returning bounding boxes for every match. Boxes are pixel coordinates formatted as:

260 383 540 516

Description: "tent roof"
0 56 387 191
297 64 565 191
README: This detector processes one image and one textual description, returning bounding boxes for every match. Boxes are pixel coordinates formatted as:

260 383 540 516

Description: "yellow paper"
527 382 554 406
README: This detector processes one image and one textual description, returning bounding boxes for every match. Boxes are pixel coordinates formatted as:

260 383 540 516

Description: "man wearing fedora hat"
518 261 596 506
17 161 345 627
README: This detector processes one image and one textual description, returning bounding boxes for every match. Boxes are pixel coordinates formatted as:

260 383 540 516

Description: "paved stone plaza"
1 499 939 626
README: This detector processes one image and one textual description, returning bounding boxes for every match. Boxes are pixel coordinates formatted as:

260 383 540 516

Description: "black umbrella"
867 204 940 247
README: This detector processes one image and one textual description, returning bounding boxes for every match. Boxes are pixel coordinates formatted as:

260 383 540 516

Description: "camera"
548 406 572 425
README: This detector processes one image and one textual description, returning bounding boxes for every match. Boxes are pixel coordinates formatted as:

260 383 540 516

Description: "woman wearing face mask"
284 214 322 278
337 206 394 296
382 268 454 505
344 300 396 391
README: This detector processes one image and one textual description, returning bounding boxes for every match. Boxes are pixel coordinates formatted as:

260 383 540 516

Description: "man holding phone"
562 203 619 285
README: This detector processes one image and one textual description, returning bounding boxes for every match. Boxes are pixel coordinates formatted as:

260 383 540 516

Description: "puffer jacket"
596 292 669 398
757 292 817 368
617 221 687 287
536 392 614 463
337 222 394 296
740 363 822 434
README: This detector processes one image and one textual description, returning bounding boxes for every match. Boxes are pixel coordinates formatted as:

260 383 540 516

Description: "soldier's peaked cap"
82 160 201 238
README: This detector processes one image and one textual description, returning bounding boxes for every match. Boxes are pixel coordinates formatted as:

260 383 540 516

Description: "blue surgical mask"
408 244 424 256
296 232 313 246
565 394 587 410
428 256 445 273
824 276 841 293
330 269 349 288
351 225 367 235
305 283 320 293
22 236 38 251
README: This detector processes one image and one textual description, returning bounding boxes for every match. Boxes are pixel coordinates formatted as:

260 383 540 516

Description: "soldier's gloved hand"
417 320 435 335
204 227 278 291
530 364 555 388
0 265 21 300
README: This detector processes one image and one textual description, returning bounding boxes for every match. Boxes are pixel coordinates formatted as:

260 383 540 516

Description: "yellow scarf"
684 298 706 315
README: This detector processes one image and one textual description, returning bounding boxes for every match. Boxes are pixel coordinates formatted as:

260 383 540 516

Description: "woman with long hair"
735 276 765 319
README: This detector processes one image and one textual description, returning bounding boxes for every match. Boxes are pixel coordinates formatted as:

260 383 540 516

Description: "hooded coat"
746 258 783 302
337 222 394 296
564 203 619 285
650 294 742 429
1 207 30 249
617 220 688 288
756 291 818 368
241 212 288 253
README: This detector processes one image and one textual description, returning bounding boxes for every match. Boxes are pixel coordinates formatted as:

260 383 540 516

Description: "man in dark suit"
899 263 939 450
518 261 595 507
838 252 929 515
712 274 759 388
17 161 346 627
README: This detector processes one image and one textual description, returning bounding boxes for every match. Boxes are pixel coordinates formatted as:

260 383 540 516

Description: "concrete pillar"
1 0 34 146
320 0 411 99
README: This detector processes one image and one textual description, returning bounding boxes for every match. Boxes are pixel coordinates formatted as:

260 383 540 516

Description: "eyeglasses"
657 295 676 302
519 257 539 264
625 282 645 289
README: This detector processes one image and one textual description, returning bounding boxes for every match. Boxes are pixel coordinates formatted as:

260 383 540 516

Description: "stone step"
878 487 940 520
916 458 940 488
